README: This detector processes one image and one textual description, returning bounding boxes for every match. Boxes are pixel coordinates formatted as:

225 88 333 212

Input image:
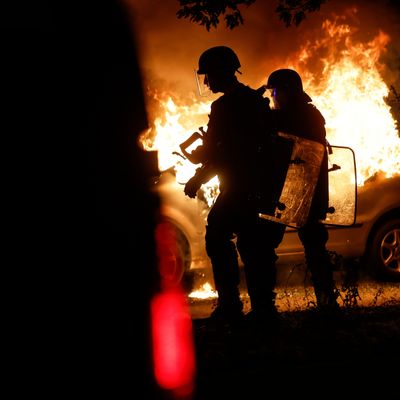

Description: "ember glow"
188 283 218 300
140 17 399 196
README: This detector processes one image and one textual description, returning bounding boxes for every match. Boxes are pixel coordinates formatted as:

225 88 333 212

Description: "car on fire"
155 169 400 292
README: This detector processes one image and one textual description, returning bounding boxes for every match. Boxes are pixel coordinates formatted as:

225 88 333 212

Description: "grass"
189 259 400 317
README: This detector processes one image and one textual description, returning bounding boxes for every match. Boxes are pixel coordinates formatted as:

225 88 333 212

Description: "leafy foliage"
275 0 328 27
176 0 328 30
176 0 256 31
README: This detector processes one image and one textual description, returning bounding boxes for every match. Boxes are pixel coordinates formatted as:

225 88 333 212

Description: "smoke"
126 0 400 117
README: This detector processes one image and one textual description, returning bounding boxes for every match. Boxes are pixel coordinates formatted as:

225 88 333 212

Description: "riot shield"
258 132 325 228
323 145 357 226
252 133 295 216
259 133 357 228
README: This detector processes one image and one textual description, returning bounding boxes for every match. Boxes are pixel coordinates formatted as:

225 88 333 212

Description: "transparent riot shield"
323 145 357 226
259 132 325 228
252 133 295 216
259 133 357 228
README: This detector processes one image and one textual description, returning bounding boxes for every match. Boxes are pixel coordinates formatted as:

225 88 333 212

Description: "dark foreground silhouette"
192 303 400 399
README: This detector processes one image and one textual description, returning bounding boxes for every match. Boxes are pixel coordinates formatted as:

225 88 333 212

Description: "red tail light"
151 222 196 398
151 290 196 394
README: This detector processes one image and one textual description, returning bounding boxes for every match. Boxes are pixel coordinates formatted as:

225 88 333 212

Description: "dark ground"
190 301 400 399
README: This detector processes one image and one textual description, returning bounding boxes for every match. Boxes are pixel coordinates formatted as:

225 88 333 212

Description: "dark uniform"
206 84 286 316
267 68 338 308
185 49 286 322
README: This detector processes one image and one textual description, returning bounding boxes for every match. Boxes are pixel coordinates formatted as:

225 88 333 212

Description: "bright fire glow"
140 96 220 206
141 96 209 180
291 18 400 185
141 15 399 300
188 283 218 300
140 17 399 191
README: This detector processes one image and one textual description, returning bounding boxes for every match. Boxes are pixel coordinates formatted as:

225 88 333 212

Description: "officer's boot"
208 253 244 325
209 286 244 325
243 259 279 324
307 251 339 310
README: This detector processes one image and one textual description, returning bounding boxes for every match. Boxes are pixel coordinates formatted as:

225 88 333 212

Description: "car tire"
366 218 400 282
161 220 193 290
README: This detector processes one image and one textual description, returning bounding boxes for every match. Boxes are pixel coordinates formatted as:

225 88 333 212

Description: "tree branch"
176 0 328 30
176 0 256 31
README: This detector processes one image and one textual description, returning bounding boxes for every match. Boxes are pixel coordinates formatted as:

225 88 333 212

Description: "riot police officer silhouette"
266 68 339 309
184 46 286 325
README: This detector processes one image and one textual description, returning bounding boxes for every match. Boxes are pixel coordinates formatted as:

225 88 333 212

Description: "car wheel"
160 220 192 289
367 218 400 281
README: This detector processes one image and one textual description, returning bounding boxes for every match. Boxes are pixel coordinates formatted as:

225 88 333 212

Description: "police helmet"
266 68 312 102
197 46 241 75
266 69 304 92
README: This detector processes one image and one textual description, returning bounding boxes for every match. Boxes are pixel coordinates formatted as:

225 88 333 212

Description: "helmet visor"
194 69 211 97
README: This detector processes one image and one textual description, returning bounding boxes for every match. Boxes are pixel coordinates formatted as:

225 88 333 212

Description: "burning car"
277 173 400 282
155 168 399 294
153 169 211 290
141 15 400 290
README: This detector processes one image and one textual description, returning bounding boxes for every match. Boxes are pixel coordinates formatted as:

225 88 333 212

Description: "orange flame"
140 95 220 206
289 17 400 185
140 17 399 196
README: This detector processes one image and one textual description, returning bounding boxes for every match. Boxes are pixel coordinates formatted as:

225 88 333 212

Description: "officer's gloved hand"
184 175 202 198
182 145 205 164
